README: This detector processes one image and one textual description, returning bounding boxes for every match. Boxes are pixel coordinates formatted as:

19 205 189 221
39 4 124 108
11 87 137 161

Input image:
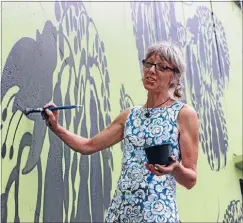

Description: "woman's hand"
145 156 179 176
42 102 60 132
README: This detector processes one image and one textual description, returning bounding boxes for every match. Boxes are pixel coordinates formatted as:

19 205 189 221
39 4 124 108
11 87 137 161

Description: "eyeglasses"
142 59 179 73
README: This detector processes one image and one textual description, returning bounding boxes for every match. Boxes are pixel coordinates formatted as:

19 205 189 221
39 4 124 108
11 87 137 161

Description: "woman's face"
142 53 175 93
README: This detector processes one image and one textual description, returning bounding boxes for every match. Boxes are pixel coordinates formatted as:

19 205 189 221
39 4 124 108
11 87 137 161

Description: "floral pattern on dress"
105 101 184 223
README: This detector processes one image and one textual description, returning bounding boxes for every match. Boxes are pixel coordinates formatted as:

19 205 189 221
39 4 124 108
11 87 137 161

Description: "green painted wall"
1 1 242 222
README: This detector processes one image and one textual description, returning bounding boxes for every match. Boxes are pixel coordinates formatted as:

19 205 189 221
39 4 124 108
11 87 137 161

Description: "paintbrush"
24 105 83 116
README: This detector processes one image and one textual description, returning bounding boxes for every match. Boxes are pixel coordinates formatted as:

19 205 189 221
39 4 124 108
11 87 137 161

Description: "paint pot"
144 143 172 165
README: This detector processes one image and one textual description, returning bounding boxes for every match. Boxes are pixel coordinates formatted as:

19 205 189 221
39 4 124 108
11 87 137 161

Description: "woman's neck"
146 91 171 108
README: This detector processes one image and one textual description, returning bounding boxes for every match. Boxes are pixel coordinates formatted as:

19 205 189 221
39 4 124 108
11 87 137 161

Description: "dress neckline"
141 100 178 109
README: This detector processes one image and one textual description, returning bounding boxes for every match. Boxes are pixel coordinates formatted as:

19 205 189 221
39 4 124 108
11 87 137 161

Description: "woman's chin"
143 84 159 91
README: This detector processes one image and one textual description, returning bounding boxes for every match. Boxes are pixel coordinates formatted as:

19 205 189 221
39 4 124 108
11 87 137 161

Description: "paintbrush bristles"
24 107 44 115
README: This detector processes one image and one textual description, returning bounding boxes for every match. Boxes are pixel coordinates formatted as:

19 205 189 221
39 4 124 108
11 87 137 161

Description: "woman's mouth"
146 76 156 82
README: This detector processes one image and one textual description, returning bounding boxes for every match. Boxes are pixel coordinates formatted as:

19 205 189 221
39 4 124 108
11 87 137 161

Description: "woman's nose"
149 64 156 73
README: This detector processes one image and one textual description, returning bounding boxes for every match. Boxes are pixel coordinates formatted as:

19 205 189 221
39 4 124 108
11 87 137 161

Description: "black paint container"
145 143 172 165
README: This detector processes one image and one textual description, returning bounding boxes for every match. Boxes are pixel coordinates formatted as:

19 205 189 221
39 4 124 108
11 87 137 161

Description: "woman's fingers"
44 108 54 117
43 102 56 109
145 163 163 176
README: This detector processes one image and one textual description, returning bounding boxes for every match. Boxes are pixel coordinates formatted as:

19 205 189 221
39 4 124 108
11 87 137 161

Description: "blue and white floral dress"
105 101 184 223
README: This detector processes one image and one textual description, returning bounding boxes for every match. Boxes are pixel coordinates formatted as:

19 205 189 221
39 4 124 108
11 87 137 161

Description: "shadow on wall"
1 1 114 222
130 2 230 171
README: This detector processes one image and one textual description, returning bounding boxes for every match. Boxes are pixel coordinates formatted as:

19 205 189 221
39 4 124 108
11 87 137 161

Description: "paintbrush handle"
24 105 83 116
47 105 80 111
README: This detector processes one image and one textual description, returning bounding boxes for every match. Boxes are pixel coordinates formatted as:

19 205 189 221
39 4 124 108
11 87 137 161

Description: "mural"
119 84 134 151
222 200 243 223
1 1 113 222
185 6 230 171
130 2 229 171
1 1 242 222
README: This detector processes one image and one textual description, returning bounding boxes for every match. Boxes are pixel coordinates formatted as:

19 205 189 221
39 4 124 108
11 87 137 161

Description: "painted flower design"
133 128 139 135
125 126 132 135
144 194 168 222
161 120 173 141
154 135 163 145
145 137 153 146
133 118 141 127
134 149 146 162
125 141 134 152
151 126 163 137
121 205 143 222
128 135 146 147
138 131 145 138
152 117 163 126
134 189 146 201
167 107 175 118
131 107 142 119
128 168 144 183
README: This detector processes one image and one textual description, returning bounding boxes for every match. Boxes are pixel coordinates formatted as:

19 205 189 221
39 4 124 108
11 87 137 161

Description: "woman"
43 41 199 222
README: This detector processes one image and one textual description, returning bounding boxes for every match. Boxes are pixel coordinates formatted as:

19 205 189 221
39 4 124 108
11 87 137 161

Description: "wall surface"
1 1 242 222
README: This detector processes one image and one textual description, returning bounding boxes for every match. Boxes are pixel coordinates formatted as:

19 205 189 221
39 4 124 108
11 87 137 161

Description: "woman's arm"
43 103 130 155
173 105 199 189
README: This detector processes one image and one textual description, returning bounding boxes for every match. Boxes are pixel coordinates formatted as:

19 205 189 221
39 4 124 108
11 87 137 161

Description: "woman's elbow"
80 150 90 155
78 140 93 155
79 147 92 155
186 176 197 190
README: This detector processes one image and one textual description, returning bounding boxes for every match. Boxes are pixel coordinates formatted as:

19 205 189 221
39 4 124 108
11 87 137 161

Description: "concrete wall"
1 1 242 222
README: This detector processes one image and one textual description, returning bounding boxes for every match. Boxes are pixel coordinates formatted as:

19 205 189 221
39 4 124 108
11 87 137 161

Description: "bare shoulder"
112 107 131 126
178 104 199 125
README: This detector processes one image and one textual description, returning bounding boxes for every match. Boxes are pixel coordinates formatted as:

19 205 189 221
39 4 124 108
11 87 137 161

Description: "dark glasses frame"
142 59 179 73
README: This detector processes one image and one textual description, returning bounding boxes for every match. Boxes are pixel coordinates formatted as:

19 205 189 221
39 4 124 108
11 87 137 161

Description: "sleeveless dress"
105 101 184 223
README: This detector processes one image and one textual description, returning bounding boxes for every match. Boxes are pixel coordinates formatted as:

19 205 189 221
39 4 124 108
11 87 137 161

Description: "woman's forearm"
172 162 197 189
54 125 90 154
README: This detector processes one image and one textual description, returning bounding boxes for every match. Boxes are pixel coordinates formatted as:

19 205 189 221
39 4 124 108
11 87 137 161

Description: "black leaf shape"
101 82 104 97
95 34 99 53
77 29 81 51
103 55 107 68
1 142 6 158
55 1 61 22
101 61 105 74
119 98 123 110
74 3 79 16
9 145 14 160
99 112 105 132
105 114 111 126
73 16 77 31
74 36 78 55
81 15 85 36
2 108 7 121
79 17 83 38
101 41 105 53
69 8 73 31
103 97 107 111
66 14 70 36
98 47 102 63
61 1 66 11
71 152 78 201
107 100 111 112
64 91 71 128
59 24 64 60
